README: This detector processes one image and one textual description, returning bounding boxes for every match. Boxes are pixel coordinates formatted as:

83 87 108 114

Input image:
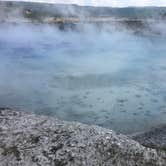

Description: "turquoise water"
1 23 166 134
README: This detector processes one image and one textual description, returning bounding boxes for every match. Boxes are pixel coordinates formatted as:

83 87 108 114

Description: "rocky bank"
0 108 166 166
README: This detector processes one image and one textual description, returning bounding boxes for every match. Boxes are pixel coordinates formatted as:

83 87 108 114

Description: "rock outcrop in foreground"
0 108 166 166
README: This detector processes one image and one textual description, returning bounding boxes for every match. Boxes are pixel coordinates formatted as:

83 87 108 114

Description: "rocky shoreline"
0 108 166 166
1 1 166 35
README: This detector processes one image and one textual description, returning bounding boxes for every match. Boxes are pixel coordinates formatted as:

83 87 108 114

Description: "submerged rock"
133 125 166 151
0 108 166 166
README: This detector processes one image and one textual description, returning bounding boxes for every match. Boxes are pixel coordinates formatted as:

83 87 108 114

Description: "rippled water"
1 23 166 134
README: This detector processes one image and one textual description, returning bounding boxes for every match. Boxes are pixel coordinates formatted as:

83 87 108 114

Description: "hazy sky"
3 0 166 7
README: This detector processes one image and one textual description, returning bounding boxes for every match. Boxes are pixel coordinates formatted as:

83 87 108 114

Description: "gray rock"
0 108 166 166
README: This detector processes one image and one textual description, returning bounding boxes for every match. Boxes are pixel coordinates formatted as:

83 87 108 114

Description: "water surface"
1 23 166 134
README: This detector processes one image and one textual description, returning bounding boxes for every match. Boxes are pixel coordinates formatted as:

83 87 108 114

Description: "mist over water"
1 23 166 134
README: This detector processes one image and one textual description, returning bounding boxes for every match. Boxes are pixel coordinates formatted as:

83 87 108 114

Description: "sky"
3 0 166 7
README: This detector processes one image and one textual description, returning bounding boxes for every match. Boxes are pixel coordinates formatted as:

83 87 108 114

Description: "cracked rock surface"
0 108 166 166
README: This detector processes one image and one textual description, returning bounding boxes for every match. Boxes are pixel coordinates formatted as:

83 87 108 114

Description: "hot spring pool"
0 23 166 134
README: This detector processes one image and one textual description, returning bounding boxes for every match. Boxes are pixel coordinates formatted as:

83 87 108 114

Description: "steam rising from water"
1 22 166 134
